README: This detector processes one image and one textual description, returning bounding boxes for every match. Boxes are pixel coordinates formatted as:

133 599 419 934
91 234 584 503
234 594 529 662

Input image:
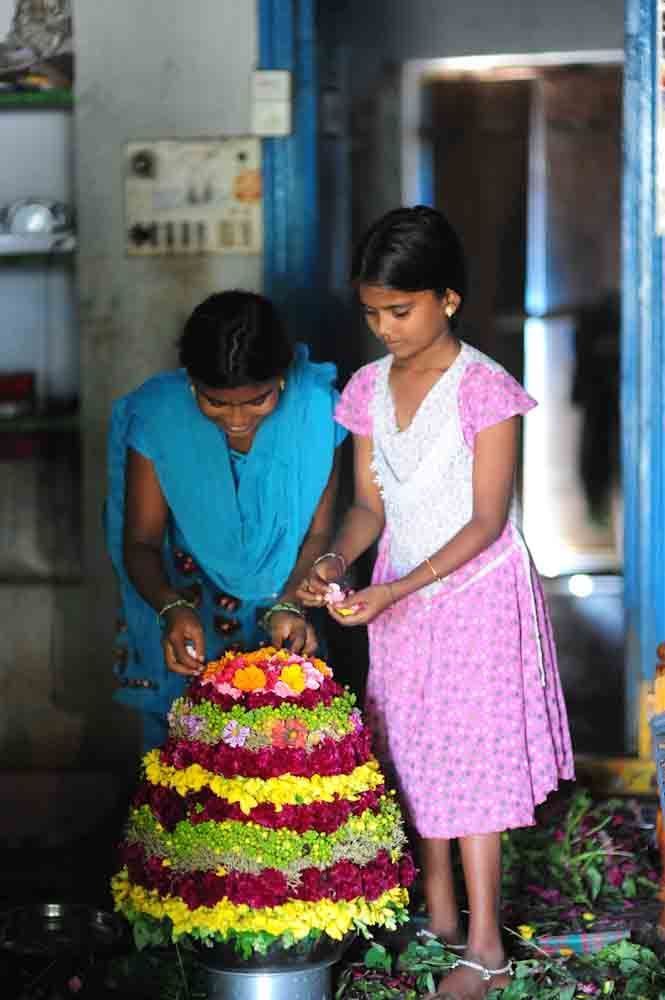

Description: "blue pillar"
623 0 665 752
259 0 319 309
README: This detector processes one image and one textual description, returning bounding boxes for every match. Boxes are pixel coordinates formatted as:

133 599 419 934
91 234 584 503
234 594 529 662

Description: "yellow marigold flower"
145 756 383 810
581 911 596 923
112 873 406 941
559 947 574 957
233 665 267 691
280 664 306 693
517 924 536 940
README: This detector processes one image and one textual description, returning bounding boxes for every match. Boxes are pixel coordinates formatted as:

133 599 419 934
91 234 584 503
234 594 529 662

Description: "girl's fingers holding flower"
296 571 329 605
330 584 395 625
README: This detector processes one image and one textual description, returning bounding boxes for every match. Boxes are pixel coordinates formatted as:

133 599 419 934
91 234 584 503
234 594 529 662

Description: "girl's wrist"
313 551 348 576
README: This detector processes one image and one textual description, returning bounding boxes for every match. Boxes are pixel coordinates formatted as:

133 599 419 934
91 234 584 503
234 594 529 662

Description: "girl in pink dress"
298 206 574 1000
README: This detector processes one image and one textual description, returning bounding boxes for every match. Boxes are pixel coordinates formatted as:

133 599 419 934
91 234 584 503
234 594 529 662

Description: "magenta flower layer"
158 727 373 779
132 783 387 834
121 842 416 910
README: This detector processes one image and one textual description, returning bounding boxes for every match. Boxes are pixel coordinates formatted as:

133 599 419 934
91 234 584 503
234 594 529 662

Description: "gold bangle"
425 557 442 583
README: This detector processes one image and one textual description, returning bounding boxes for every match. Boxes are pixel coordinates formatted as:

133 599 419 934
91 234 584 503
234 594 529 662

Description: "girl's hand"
296 555 345 607
328 584 395 626
270 611 318 655
162 607 205 676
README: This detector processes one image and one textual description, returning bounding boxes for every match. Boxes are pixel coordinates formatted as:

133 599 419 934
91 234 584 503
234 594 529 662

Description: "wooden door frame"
259 0 319 305
400 47 663 780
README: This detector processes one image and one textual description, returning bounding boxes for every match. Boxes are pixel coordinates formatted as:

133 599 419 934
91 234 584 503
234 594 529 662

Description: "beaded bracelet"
157 598 198 625
260 601 305 632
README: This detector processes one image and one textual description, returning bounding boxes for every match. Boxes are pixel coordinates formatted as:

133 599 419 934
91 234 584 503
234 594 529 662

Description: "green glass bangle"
157 598 197 626
261 601 305 632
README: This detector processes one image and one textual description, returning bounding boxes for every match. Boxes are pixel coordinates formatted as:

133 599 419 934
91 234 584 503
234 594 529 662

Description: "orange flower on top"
201 657 226 682
246 648 275 663
232 665 267 691
271 717 308 749
312 658 332 677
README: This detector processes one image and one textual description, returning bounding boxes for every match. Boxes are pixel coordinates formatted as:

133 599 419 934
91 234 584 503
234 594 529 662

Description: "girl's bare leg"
431 832 511 1000
421 837 464 944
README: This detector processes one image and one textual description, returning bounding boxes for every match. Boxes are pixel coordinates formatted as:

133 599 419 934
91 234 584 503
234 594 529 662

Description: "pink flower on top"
302 661 324 690
215 682 242 700
273 680 298 698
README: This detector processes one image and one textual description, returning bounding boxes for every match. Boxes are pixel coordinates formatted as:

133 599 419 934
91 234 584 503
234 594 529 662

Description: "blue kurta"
105 344 346 718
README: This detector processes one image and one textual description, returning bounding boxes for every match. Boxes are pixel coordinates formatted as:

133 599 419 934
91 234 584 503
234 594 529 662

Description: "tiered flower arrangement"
112 648 415 959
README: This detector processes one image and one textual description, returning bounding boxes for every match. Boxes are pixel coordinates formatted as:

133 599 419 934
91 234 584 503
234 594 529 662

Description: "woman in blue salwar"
106 290 345 751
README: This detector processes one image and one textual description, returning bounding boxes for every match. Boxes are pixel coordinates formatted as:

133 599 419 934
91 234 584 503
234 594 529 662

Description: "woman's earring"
279 378 286 391
445 305 455 319
190 384 196 396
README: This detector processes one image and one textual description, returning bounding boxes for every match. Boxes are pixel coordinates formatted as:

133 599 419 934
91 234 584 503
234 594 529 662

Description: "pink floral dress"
335 342 574 839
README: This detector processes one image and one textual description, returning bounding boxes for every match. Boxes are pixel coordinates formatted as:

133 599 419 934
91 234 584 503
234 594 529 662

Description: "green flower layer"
127 796 407 878
168 692 358 746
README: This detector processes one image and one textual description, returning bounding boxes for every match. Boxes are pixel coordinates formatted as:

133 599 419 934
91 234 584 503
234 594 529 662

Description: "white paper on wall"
124 137 262 255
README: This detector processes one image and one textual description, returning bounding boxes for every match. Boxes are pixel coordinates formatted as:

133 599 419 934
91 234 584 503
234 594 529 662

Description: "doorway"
405 55 624 755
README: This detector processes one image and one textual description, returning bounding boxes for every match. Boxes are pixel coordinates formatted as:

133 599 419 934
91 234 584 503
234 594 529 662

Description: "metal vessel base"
204 959 334 1000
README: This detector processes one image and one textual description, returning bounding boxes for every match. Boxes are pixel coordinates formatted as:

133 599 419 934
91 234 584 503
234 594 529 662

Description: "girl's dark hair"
351 205 467 326
178 290 293 387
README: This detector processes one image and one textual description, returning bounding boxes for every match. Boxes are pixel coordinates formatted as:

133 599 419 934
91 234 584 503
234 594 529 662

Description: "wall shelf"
0 89 73 110
0 234 76 255
0 413 78 434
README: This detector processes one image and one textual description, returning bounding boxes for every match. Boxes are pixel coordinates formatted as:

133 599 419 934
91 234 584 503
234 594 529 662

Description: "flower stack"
112 647 415 959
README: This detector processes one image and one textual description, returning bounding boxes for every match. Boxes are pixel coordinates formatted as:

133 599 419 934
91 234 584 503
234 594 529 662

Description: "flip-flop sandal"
416 928 466 952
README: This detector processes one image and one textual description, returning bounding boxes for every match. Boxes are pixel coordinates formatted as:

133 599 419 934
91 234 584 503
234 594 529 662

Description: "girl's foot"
417 927 466 952
428 951 513 1000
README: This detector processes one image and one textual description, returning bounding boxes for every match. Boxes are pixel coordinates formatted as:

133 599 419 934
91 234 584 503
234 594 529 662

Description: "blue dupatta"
105 344 345 713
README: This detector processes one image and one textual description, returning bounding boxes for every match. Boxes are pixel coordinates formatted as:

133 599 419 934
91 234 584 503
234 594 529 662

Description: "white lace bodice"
370 343 515 596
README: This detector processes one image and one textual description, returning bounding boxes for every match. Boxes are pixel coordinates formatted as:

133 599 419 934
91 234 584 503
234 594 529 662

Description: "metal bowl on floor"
0 902 126 957
200 932 355 973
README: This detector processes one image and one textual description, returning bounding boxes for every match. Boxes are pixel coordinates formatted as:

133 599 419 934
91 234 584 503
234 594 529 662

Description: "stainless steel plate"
0 903 125 956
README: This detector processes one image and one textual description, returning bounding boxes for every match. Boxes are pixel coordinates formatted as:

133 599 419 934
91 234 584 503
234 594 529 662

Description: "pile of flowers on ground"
501 791 659 938
112 648 415 958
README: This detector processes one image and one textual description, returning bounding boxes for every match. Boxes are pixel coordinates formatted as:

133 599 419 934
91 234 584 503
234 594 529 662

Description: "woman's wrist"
261 601 305 631
158 597 198 625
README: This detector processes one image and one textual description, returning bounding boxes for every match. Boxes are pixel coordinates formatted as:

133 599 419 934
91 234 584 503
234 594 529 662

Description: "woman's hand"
328 583 395 626
296 555 345 608
270 611 318 656
162 607 206 676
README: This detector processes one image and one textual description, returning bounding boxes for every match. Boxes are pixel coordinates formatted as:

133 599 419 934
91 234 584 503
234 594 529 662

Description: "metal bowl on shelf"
0 902 126 957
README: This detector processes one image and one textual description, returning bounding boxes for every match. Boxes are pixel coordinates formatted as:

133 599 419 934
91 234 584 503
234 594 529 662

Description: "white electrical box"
124 137 262 255
251 70 292 136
